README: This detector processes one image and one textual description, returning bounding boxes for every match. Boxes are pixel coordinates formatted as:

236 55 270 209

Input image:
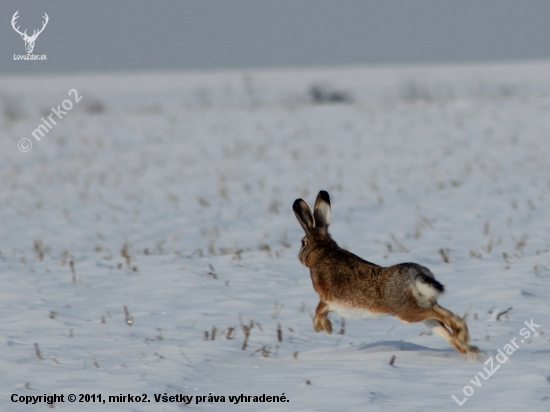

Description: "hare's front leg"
313 300 332 334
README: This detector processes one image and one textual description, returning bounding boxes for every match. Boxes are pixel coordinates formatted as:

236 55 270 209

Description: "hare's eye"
301 238 307 247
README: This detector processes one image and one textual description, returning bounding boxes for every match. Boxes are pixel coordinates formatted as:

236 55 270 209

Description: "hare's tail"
415 273 444 298
411 267 444 307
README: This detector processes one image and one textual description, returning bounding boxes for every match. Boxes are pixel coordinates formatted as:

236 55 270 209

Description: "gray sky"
1 0 550 75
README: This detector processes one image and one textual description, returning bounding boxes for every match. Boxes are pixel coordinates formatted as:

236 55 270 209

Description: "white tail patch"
326 301 390 319
412 278 442 308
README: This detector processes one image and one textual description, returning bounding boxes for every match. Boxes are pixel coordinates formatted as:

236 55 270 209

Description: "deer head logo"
11 11 49 54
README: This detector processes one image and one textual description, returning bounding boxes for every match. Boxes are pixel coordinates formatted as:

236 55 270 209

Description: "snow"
1 61 550 410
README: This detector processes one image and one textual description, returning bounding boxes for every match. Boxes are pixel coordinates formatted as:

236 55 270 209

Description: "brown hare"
293 190 479 356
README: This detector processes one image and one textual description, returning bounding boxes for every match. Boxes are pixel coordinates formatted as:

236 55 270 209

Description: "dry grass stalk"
419 215 434 229
239 318 254 350
233 249 243 260
69 260 76 283
391 235 409 253
204 264 217 279
121 243 131 270
198 197 210 207
123 306 133 326
180 348 193 365
34 343 44 360
61 251 69 265
515 236 527 251
258 243 271 255
470 250 482 259
250 345 271 357
439 248 450 263
34 240 44 260
339 318 346 335
496 307 513 321
226 327 235 339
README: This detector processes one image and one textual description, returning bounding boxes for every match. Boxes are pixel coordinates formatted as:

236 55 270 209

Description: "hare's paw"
313 316 324 332
313 316 332 333
322 317 333 334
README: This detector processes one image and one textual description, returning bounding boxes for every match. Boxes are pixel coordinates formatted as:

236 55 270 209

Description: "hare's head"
293 190 335 265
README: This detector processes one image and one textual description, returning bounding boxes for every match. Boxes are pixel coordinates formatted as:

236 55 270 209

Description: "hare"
293 190 478 356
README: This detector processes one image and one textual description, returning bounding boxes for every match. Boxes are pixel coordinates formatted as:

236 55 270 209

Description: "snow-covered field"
1 62 550 411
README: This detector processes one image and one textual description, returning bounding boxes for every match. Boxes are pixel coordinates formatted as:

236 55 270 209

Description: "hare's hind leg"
430 304 479 355
313 301 332 334
423 319 467 354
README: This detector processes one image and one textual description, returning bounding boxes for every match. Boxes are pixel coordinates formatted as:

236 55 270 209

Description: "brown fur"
293 191 479 356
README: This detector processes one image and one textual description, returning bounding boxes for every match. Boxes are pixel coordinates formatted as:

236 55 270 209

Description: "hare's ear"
313 190 331 229
293 199 314 234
